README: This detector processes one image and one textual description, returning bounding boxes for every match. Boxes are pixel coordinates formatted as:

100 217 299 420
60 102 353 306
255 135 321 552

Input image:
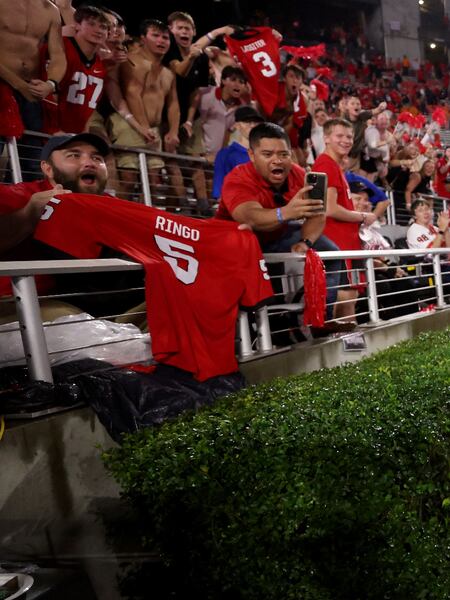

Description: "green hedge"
103 330 450 599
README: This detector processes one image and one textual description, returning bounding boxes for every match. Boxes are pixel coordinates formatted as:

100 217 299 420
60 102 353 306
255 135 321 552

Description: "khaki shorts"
178 117 205 156
0 298 83 326
108 112 164 170
86 110 109 138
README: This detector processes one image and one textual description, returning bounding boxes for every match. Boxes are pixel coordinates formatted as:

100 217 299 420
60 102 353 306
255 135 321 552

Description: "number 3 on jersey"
67 71 104 109
154 235 199 285
252 51 277 78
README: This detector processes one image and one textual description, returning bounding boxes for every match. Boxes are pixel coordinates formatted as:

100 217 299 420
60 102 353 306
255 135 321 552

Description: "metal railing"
4 130 450 226
1 247 448 385
386 190 449 226
1 131 215 216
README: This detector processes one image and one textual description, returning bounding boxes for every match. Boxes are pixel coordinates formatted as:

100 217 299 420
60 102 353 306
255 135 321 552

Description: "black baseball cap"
40 133 110 161
234 105 265 123
349 180 374 197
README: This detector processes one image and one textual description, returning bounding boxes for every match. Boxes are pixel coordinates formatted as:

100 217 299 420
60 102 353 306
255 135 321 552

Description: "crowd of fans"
1 0 450 333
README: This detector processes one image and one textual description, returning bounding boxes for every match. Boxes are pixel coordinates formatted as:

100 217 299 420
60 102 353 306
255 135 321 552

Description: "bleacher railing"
1 246 449 384
1 132 450 387
4 130 449 225
3 131 216 215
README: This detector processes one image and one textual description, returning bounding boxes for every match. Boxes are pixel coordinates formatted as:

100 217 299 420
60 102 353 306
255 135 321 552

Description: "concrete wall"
366 0 422 61
1 309 449 597
0 410 123 599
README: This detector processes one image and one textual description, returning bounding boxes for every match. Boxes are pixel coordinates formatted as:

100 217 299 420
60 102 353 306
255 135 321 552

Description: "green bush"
103 330 450 599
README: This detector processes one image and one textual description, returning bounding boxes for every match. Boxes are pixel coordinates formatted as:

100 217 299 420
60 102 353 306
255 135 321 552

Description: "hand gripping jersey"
34 195 273 380
42 37 106 134
225 27 280 116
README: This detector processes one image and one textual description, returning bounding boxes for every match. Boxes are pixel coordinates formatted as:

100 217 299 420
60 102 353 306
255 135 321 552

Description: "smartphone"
305 171 328 211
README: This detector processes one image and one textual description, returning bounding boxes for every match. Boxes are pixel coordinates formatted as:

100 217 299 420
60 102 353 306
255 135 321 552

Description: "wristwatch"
47 79 59 94
298 238 313 249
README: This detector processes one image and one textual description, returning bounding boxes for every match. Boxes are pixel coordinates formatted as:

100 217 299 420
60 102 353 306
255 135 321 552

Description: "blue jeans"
262 224 342 320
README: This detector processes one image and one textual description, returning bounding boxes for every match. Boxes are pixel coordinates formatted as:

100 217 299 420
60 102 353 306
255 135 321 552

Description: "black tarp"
0 360 247 442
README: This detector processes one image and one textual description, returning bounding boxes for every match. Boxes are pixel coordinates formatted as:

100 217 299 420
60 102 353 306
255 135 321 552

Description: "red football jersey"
0 180 54 297
43 37 106 134
33 195 273 380
225 27 280 116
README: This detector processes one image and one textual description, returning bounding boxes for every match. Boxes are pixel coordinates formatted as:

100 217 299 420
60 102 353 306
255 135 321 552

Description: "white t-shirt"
407 222 439 250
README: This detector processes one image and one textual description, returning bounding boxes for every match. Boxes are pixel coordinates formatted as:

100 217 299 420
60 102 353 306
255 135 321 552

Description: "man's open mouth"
80 174 97 185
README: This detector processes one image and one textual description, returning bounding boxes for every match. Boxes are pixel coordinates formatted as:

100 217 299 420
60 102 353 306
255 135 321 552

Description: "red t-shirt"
0 180 54 297
33 194 273 380
313 153 361 251
225 27 280 116
42 37 106 134
434 156 450 199
216 161 306 245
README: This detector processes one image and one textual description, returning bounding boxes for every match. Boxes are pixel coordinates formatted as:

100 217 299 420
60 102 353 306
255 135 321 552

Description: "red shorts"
0 80 24 138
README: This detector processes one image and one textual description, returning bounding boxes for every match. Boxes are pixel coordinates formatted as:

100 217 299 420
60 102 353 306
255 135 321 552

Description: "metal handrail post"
237 311 253 358
6 136 23 183
255 306 273 352
432 255 446 308
11 275 53 383
138 152 152 207
365 257 381 324
387 190 396 225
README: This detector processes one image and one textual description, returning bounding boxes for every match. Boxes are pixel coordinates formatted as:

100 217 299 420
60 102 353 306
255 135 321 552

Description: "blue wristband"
276 207 284 223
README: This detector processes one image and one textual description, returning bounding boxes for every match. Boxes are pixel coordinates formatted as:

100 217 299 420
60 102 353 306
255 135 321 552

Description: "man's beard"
51 165 107 194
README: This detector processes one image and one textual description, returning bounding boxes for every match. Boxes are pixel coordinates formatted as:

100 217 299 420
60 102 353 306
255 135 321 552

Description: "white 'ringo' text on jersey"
155 215 200 241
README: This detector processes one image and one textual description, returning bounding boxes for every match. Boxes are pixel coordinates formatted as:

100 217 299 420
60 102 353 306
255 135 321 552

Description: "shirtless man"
50 0 75 33
110 19 180 201
0 0 66 130
164 12 235 211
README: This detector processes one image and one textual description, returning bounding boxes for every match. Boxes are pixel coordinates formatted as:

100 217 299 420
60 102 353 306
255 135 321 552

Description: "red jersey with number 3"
33 194 273 380
42 37 106 134
225 27 280 116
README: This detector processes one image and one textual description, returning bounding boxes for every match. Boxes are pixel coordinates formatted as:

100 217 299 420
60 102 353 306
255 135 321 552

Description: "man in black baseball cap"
233 105 265 124
0 131 144 323
212 105 265 198
1 132 110 255
348 180 374 197
39 133 110 196
40 133 110 162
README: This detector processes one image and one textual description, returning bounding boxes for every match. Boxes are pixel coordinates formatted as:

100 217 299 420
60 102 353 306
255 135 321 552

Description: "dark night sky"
73 0 252 37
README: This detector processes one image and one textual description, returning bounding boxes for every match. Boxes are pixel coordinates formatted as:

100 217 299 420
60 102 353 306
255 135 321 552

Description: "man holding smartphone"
215 122 342 319
216 122 325 252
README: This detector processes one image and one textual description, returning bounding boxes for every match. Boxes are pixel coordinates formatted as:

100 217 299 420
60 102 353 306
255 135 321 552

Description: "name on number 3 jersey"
43 37 106 134
225 27 280 116
34 195 273 380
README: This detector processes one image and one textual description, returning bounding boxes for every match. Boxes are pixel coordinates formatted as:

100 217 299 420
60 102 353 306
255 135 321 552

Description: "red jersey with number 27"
33 195 273 381
43 37 106 134
225 27 280 116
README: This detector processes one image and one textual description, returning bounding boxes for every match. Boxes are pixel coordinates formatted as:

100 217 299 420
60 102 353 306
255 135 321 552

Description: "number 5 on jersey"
154 235 199 285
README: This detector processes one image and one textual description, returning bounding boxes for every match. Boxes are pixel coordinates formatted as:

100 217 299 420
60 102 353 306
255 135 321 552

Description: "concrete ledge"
240 308 450 383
